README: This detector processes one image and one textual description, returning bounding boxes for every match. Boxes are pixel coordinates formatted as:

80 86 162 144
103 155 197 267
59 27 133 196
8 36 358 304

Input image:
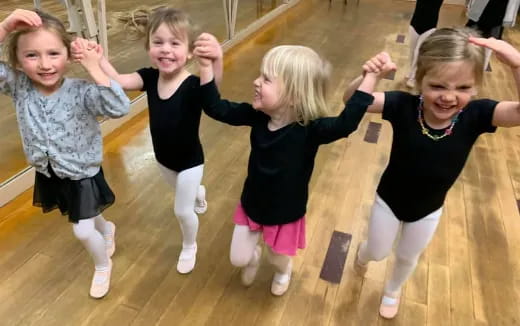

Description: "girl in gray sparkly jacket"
0 9 130 299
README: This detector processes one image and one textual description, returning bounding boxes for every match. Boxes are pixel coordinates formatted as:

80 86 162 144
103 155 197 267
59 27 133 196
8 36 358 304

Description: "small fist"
193 33 223 61
363 51 397 78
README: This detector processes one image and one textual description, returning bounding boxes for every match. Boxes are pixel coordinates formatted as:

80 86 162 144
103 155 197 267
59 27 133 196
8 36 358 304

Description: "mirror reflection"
236 0 285 33
0 0 228 184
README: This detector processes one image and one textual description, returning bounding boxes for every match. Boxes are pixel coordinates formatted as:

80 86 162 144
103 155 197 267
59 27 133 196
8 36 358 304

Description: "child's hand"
0 9 41 34
71 37 99 63
72 38 103 70
363 52 397 77
196 55 213 68
193 33 223 66
469 37 520 69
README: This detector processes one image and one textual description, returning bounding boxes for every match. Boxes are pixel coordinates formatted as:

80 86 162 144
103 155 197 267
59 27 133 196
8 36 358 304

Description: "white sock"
382 295 399 305
273 271 291 284
92 261 112 284
179 243 197 260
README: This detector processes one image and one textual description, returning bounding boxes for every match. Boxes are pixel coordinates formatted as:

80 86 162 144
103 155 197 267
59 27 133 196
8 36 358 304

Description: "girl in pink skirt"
194 40 394 295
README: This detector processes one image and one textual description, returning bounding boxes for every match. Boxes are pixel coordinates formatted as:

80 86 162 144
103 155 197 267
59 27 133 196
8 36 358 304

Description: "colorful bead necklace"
417 97 462 141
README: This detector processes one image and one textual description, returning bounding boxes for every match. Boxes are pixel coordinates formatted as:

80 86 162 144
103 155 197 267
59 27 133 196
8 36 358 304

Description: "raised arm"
99 56 143 91
0 10 42 95
194 35 215 85
83 79 131 118
73 38 111 87
0 9 41 43
310 52 396 144
310 83 374 144
194 42 257 126
193 33 223 84
72 39 130 117
470 37 520 127
71 38 143 91
343 52 396 114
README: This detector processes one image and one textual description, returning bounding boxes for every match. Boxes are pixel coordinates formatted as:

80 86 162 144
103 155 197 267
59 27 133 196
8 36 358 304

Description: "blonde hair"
261 45 331 125
113 6 196 51
3 10 71 69
416 27 485 88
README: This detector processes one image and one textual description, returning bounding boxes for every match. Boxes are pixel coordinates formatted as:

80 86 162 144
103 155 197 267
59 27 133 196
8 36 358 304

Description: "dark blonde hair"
113 6 196 51
3 10 71 69
261 45 331 125
416 27 485 88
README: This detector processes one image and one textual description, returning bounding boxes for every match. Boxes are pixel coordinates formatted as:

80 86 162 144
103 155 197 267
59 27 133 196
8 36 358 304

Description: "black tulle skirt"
33 166 115 223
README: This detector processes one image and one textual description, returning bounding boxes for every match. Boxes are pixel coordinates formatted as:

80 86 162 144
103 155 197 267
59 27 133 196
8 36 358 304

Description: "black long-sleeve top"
377 91 497 222
201 80 374 225
137 68 204 172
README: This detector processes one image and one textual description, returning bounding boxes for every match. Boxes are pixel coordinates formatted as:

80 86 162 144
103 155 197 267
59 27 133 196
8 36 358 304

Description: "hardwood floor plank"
278 265 321 326
304 279 338 326
401 300 427 326
427 264 451 326
446 181 475 326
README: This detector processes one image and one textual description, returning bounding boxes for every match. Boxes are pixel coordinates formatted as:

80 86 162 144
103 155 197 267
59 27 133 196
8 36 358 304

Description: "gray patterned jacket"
0 62 131 180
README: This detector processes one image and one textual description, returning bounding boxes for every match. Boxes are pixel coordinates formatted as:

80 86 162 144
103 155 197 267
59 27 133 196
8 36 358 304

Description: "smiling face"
252 72 284 113
147 23 191 76
419 60 477 126
16 28 69 95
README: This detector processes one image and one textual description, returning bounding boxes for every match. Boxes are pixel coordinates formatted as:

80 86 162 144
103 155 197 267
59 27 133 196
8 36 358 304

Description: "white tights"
72 214 110 270
229 225 292 275
158 163 205 248
358 195 442 294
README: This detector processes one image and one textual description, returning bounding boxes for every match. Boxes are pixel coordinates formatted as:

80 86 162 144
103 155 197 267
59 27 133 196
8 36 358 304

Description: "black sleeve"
187 75 203 112
382 91 417 124
136 67 156 92
308 90 373 144
200 79 260 126
466 98 499 135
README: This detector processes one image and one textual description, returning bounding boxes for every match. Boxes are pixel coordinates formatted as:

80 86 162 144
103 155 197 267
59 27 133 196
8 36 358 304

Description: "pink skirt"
233 204 306 256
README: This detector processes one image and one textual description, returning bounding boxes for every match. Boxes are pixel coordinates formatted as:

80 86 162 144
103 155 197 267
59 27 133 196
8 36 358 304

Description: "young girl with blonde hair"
73 6 223 274
345 27 520 319
195 41 393 295
0 9 130 298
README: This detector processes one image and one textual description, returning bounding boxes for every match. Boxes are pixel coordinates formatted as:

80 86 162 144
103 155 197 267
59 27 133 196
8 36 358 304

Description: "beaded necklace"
417 97 462 141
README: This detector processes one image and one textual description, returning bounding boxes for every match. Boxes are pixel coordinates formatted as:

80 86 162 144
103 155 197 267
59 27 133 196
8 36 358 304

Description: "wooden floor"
0 0 283 183
1 0 520 325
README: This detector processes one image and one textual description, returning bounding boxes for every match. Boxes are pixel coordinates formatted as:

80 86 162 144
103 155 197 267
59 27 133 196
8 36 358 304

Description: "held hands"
0 9 41 35
363 51 397 79
469 37 520 70
71 37 103 70
193 33 222 68
355 52 396 94
71 37 109 86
